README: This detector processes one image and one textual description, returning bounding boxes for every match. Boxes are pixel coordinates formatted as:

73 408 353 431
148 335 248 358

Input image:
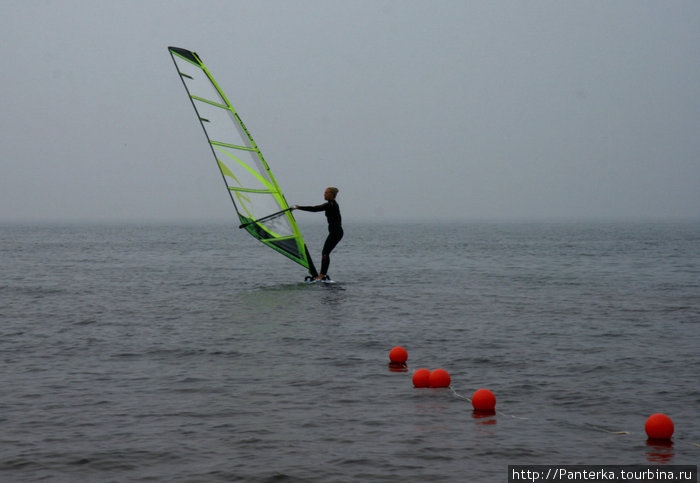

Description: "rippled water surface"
1 221 698 481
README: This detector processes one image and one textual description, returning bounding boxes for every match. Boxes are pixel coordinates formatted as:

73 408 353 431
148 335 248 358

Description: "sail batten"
210 141 257 151
190 95 228 109
168 46 317 276
229 187 275 194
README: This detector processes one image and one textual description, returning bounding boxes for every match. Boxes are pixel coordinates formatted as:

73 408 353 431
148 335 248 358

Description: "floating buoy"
389 346 408 363
429 368 451 388
412 368 431 387
645 413 674 440
472 389 496 411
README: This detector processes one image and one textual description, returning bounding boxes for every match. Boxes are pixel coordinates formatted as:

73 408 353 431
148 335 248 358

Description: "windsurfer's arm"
294 203 328 212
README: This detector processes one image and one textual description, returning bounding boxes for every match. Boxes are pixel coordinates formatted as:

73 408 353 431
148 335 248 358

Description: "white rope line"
402 366 698 446
448 386 529 420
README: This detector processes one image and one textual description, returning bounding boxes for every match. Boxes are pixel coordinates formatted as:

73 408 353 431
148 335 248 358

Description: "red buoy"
645 413 674 440
429 368 451 388
412 368 431 388
389 346 408 363
472 389 496 411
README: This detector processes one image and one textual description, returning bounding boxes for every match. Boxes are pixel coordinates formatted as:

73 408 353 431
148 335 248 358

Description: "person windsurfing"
294 187 343 281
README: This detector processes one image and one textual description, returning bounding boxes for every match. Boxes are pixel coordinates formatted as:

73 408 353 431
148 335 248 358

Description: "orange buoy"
429 368 451 388
389 346 408 363
472 389 496 411
645 413 674 440
412 368 431 387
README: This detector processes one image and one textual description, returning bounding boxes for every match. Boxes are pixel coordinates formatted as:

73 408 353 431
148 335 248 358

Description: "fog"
2 1 698 223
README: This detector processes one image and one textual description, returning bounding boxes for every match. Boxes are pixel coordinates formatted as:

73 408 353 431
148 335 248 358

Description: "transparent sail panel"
173 60 223 105
192 100 253 148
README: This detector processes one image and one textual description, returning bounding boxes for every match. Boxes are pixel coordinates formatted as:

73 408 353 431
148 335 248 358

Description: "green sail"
168 47 316 275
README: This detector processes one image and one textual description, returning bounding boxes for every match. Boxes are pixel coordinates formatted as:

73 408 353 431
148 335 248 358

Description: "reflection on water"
645 439 674 463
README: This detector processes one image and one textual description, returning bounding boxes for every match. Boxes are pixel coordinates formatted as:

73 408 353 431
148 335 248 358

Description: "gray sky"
2 0 698 223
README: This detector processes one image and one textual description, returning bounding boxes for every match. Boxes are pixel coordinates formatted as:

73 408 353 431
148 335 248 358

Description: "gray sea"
1 221 698 482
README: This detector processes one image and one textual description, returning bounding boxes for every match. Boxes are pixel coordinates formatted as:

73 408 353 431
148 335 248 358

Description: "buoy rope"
449 383 698 445
584 422 629 435
398 357 699 448
585 425 700 446
447 385 471 402
664 436 700 448
448 386 529 420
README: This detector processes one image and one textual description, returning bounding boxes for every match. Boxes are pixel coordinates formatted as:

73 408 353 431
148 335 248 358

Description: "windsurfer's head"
324 187 339 200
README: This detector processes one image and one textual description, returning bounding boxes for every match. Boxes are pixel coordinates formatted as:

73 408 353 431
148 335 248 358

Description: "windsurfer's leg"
319 230 343 277
320 254 330 277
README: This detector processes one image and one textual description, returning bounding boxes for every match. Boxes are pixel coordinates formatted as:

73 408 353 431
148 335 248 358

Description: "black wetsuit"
297 200 343 276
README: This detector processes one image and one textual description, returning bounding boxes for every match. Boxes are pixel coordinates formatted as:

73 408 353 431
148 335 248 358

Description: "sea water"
1 221 698 482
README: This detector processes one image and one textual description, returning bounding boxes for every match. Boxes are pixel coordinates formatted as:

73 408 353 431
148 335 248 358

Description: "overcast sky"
2 0 698 223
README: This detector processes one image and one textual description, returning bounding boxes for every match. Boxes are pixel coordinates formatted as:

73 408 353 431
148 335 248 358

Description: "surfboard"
305 276 336 284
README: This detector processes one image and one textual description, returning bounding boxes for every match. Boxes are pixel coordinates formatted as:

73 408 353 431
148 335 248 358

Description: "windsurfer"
294 187 343 281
